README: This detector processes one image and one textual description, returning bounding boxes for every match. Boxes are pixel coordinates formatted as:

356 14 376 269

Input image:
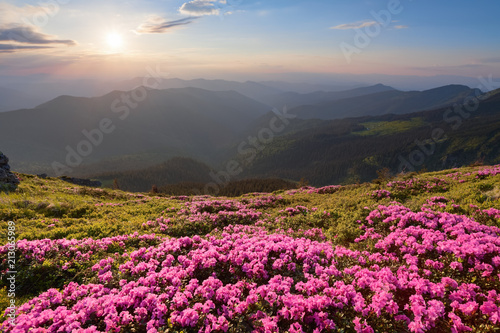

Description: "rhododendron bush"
2 202 500 332
1 165 499 332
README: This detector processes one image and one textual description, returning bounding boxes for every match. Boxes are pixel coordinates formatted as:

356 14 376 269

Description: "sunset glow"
0 0 498 84
105 32 124 50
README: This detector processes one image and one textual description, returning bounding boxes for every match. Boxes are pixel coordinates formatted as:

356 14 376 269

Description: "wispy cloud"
0 43 53 53
394 25 409 29
0 25 76 45
179 0 228 16
136 0 238 34
0 2 76 53
330 20 378 30
133 16 199 34
180 0 218 16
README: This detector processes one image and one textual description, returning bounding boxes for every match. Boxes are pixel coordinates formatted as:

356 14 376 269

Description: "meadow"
1 164 500 332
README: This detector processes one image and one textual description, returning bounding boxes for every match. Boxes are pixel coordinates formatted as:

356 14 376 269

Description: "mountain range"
288 85 482 120
0 87 269 174
237 89 500 185
1 79 498 191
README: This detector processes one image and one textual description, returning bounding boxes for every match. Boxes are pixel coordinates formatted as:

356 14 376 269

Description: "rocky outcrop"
59 176 102 188
0 152 20 190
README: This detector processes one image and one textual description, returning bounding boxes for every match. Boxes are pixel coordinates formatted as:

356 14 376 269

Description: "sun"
106 32 124 49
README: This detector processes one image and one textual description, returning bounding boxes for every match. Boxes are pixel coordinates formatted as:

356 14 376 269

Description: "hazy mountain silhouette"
291 85 483 119
0 87 270 174
113 78 284 102
261 84 395 108
95 157 214 192
2 81 497 187
236 90 500 185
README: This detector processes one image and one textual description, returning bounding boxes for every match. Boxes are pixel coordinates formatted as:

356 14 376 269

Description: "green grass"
352 117 426 136
1 164 498 244
1 164 500 322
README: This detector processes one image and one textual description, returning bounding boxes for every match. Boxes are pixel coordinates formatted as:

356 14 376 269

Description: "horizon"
1 0 500 84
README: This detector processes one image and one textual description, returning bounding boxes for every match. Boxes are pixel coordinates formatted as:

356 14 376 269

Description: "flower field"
1 165 500 332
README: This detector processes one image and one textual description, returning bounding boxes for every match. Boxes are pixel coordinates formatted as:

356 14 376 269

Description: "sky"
1 0 500 82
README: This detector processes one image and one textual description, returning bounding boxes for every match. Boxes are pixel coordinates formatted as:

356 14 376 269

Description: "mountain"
112 77 284 103
90 155 298 195
292 85 483 119
234 89 500 185
0 87 270 175
256 81 364 94
261 84 395 109
94 157 214 192
253 72 498 91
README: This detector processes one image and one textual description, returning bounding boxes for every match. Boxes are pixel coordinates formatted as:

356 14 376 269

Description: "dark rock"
0 154 8 165
0 152 20 191
59 176 102 187
37 173 48 179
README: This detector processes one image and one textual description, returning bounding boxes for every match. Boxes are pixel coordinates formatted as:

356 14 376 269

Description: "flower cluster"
286 185 343 195
386 177 448 198
476 165 500 178
3 201 500 332
370 189 391 199
278 205 311 216
444 171 471 182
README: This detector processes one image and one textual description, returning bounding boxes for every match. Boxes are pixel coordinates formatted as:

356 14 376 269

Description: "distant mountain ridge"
291 84 482 120
261 84 395 108
234 89 500 185
1 82 495 188
0 86 270 175
115 78 285 103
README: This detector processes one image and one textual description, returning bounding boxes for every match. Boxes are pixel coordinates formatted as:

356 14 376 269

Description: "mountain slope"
1 162 500 332
114 77 284 103
0 87 270 175
95 157 213 192
236 90 500 185
292 84 483 119
261 83 395 108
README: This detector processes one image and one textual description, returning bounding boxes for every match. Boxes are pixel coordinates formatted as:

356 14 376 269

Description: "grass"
352 117 426 136
1 164 498 244
0 164 499 329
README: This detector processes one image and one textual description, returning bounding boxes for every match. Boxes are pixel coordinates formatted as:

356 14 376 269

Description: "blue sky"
1 0 500 81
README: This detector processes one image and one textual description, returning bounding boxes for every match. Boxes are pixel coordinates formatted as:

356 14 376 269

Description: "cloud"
330 20 378 30
394 25 408 29
134 16 199 34
0 25 76 46
0 43 53 53
179 0 221 16
0 3 76 52
136 0 240 34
